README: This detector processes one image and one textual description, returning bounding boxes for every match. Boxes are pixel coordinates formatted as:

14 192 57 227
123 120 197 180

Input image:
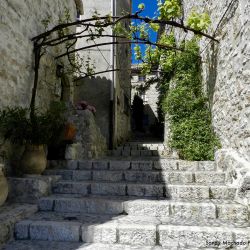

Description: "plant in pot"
0 102 66 175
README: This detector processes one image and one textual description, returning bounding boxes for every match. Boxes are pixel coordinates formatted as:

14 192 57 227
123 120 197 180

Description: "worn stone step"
112 149 168 157
48 159 216 172
159 224 250 249
14 212 250 247
2 241 170 250
14 212 157 245
0 204 38 248
38 194 248 222
44 169 225 185
52 181 236 200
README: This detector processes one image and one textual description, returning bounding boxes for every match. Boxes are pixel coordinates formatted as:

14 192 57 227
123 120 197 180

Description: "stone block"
72 171 92 181
125 171 161 183
82 222 117 243
177 161 199 171
162 172 193 184
131 150 141 156
15 221 31 240
167 185 209 200
8 177 51 203
118 224 156 246
170 202 216 220
91 183 126 196
121 150 131 157
124 200 169 217
44 170 73 180
109 161 131 170
38 197 54 211
159 225 233 248
93 171 123 182
131 161 153 171
209 186 236 199
92 161 109 170
216 203 249 222
195 172 225 185
53 181 90 195
140 150 152 156
153 159 178 171
78 160 93 170
29 221 81 242
198 161 216 171
127 184 164 197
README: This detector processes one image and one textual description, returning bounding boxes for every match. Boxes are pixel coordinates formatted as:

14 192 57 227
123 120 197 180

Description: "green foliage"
138 3 145 10
187 10 211 32
161 39 220 160
0 102 66 145
158 0 182 20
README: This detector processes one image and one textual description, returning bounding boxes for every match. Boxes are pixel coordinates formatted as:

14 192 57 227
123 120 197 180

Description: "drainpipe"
109 0 116 149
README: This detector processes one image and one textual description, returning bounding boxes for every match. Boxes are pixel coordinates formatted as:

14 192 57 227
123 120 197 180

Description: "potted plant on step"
0 102 66 175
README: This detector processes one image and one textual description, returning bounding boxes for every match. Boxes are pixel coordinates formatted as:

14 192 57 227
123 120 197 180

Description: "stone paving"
2 142 250 249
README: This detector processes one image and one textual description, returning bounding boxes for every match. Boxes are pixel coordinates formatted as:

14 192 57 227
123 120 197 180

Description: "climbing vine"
160 39 220 160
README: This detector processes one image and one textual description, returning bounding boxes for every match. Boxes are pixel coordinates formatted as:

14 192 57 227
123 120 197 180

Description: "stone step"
2 241 170 250
52 181 236 200
14 212 250 247
120 145 167 150
48 159 216 172
0 204 38 247
111 149 169 157
38 194 249 222
159 225 250 249
44 169 226 185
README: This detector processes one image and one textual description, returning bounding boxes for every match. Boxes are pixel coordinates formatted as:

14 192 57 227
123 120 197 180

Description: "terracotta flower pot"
0 164 8 206
64 123 77 141
20 145 47 174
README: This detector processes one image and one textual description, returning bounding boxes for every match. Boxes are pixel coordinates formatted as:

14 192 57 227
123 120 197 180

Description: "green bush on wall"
161 39 220 161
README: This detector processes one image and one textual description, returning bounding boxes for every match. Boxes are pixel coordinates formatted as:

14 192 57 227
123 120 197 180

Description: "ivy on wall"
160 39 220 160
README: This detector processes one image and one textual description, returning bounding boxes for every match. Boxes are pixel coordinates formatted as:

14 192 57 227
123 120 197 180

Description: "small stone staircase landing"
3 141 250 249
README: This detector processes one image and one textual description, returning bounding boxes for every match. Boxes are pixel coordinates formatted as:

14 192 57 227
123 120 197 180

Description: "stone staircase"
3 142 250 249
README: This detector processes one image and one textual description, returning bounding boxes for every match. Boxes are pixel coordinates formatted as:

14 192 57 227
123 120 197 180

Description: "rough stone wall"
180 0 250 199
0 0 77 110
65 109 107 160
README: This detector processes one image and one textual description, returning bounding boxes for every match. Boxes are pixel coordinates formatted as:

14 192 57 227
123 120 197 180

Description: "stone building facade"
74 0 132 148
176 0 250 200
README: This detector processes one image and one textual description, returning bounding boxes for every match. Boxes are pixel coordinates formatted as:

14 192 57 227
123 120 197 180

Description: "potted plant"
0 102 66 174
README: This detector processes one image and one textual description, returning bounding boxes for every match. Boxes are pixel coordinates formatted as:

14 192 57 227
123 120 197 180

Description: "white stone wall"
179 0 250 198
179 0 250 162
0 0 77 109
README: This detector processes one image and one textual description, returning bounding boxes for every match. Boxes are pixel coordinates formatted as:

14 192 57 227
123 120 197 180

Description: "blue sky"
132 0 158 64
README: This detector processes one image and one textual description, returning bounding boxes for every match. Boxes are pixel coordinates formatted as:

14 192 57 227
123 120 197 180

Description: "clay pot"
64 123 77 141
0 165 8 206
20 145 47 174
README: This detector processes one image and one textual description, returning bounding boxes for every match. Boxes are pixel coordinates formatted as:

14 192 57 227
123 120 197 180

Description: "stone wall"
180 0 250 199
0 0 78 109
0 0 78 170
65 109 107 160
